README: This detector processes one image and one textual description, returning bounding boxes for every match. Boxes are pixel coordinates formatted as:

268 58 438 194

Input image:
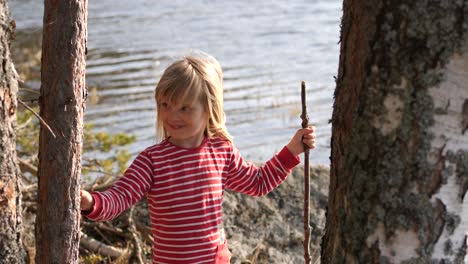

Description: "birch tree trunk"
321 0 468 263
35 0 87 263
0 1 25 263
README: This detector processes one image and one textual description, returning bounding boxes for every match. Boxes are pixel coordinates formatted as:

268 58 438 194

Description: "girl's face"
158 98 208 148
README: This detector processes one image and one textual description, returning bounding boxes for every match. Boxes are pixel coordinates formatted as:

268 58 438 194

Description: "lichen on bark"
323 0 468 262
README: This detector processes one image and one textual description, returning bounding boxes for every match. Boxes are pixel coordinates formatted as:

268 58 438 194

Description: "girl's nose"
167 109 182 121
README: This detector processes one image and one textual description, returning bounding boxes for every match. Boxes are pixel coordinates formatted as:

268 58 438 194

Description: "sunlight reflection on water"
10 0 341 164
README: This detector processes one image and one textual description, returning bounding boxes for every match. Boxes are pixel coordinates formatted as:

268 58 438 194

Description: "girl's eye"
160 102 168 110
181 106 190 112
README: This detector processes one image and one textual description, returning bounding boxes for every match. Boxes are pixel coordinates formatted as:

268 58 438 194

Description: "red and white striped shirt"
86 137 300 264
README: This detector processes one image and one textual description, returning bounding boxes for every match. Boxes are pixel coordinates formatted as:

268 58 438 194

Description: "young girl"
81 53 316 264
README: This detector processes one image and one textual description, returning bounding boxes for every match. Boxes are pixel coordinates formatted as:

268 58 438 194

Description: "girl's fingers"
302 134 316 149
301 126 315 142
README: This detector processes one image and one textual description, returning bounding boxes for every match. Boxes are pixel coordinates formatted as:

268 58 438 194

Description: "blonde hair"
155 53 232 142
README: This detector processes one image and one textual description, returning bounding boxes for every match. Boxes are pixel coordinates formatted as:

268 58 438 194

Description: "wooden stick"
301 81 311 264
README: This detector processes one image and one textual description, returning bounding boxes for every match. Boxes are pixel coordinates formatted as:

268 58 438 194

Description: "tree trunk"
321 0 468 263
35 0 87 263
0 1 26 263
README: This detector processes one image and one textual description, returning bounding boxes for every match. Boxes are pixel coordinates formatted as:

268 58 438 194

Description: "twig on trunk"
18 99 56 138
301 81 311 264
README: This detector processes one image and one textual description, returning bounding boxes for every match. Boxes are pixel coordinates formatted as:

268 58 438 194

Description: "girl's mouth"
167 123 185 130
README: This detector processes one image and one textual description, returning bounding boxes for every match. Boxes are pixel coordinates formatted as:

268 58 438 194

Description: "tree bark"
0 1 26 263
36 0 87 263
322 0 468 263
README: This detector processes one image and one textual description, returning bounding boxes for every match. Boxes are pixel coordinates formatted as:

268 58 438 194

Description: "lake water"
10 0 341 165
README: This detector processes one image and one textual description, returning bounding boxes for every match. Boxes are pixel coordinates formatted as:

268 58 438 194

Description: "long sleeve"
86 150 153 221
225 145 300 196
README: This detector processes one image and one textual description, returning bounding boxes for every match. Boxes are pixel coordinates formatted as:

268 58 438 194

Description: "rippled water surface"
11 0 341 164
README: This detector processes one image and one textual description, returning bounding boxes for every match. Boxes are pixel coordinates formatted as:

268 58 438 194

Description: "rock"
223 165 329 264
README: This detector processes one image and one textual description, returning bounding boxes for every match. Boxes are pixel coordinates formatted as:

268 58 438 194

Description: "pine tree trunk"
321 0 468 263
0 1 25 263
35 0 87 263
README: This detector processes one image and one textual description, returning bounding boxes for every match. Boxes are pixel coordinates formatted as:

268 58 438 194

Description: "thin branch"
128 207 145 264
17 116 33 130
80 232 126 258
135 220 154 245
18 158 37 176
301 81 311 264
82 222 127 237
19 87 41 95
18 99 56 138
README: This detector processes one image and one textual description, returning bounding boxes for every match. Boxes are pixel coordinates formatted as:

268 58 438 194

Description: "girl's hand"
286 126 316 157
80 190 94 212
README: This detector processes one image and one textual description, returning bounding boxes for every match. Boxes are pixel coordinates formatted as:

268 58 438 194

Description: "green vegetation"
16 105 136 180
82 123 135 178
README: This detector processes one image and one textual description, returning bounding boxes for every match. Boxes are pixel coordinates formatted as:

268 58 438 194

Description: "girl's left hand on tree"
286 126 316 157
